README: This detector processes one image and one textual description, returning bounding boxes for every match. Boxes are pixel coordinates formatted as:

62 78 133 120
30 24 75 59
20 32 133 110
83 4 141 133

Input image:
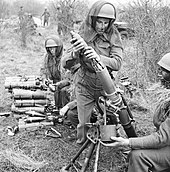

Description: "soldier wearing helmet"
40 35 70 109
61 0 123 144
158 53 170 88
41 7 50 27
107 53 170 172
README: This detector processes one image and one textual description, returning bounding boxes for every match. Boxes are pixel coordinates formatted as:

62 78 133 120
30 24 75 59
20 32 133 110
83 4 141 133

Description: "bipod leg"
93 141 100 172
61 139 90 172
80 141 96 172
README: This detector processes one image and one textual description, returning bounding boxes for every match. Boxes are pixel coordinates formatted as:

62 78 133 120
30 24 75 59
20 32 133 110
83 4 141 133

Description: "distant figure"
18 6 25 21
41 7 50 27
27 13 37 34
55 5 63 36
18 6 26 30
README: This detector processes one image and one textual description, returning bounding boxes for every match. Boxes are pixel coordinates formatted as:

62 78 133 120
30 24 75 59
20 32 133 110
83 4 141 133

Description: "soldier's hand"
110 137 130 147
84 46 100 62
70 31 87 52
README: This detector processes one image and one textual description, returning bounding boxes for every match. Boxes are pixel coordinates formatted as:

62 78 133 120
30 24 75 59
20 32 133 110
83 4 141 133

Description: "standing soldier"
18 6 25 29
18 6 24 21
62 0 123 145
41 7 50 27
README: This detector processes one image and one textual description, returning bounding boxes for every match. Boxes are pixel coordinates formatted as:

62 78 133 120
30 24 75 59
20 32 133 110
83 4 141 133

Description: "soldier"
41 7 50 27
109 53 170 172
61 0 123 144
18 6 24 21
27 13 37 34
40 35 70 109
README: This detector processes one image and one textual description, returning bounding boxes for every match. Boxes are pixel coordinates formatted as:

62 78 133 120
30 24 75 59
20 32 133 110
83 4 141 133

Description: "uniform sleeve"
100 46 123 71
129 118 170 149
40 54 48 79
61 51 79 70
99 28 123 71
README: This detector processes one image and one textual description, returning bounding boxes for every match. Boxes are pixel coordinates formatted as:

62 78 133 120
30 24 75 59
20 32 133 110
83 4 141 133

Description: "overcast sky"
88 0 170 7
37 0 170 8
5 0 170 7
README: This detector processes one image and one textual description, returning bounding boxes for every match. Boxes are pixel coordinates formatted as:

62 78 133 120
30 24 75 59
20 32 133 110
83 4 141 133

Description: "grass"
0 24 160 172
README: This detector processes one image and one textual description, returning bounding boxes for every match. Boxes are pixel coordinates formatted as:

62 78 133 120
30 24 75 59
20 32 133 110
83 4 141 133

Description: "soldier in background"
41 7 50 27
18 6 25 29
18 6 25 21
27 13 37 35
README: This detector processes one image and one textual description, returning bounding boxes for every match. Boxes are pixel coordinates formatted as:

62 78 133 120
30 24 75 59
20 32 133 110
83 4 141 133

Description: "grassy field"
0 25 156 172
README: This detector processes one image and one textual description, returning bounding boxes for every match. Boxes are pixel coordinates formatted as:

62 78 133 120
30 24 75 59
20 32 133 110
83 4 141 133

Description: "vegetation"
0 0 170 171
118 0 170 87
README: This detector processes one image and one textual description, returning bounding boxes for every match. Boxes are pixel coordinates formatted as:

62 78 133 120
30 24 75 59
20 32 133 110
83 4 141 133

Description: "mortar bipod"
60 136 96 172
60 121 117 172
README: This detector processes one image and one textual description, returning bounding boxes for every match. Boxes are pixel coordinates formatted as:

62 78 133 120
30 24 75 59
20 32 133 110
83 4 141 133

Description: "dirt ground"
0 26 155 172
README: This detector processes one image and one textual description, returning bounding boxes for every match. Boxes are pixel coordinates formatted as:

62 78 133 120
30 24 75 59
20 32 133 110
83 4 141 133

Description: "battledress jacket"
40 35 63 83
129 116 170 149
62 0 123 74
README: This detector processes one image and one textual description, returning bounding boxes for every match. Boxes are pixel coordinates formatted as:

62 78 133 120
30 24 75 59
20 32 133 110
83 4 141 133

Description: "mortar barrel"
96 67 116 94
96 67 122 105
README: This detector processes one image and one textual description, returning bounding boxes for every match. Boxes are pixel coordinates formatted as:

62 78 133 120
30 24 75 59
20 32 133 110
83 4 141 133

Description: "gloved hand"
70 31 87 52
59 105 69 116
84 46 100 62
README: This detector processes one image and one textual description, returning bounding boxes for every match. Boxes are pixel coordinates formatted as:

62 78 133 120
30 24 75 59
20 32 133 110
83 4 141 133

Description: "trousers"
75 68 105 144
128 146 170 172
54 87 70 109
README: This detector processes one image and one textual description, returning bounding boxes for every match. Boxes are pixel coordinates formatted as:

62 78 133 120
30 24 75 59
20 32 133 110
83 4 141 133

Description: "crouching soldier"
40 35 70 109
109 53 170 172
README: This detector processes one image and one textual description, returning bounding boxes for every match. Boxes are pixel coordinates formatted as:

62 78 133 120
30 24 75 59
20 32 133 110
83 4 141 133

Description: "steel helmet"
158 53 170 72
97 4 116 20
46 39 58 47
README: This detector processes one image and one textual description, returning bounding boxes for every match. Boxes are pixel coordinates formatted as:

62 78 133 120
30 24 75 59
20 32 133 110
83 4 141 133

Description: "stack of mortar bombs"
5 75 51 115
4 75 55 131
